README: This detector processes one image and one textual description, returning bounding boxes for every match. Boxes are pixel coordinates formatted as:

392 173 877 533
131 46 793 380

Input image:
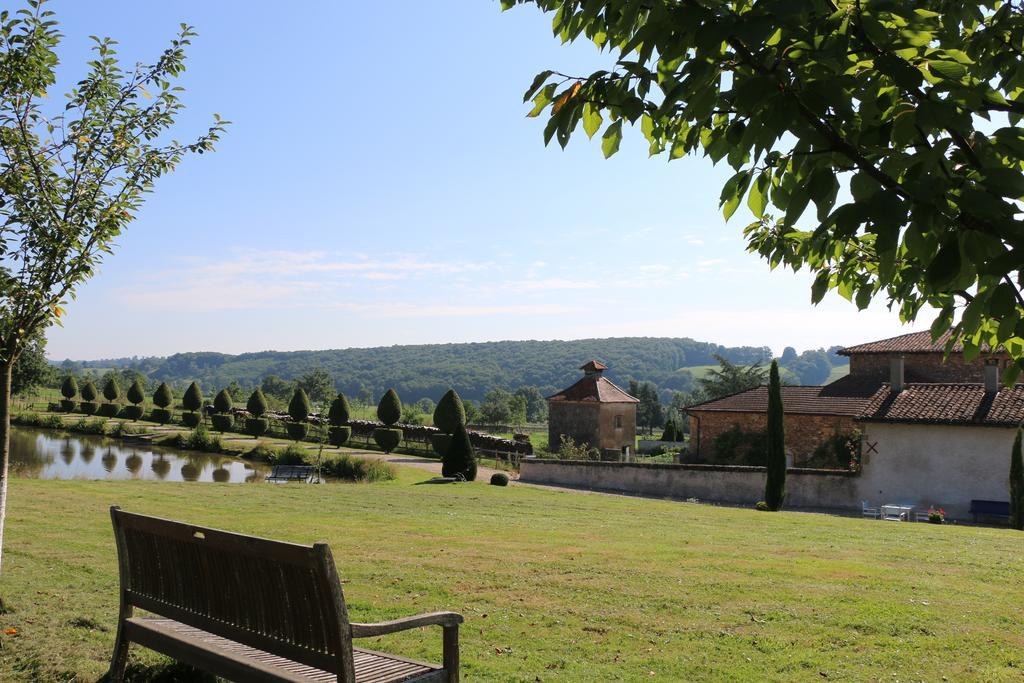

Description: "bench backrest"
270 465 313 479
110 507 355 679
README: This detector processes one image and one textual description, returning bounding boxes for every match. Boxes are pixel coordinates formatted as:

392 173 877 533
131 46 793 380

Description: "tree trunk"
0 359 12 576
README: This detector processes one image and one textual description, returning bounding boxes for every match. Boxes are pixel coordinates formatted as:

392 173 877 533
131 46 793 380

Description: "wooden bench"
266 464 314 483
109 507 462 682
969 499 1010 524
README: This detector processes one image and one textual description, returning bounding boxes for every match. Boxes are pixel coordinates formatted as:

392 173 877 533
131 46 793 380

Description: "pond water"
9 427 269 483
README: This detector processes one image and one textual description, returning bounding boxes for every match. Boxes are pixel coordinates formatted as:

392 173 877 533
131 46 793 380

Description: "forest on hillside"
56 337 848 404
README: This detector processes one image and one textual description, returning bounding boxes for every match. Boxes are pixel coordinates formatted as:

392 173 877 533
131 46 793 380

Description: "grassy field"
1 471 1022 681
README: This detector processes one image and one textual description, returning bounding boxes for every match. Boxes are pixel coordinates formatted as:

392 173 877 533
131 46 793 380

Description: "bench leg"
108 609 132 682
443 624 459 683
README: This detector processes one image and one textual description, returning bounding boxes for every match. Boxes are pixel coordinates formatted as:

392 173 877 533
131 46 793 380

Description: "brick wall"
689 410 857 465
849 352 1008 383
549 401 637 454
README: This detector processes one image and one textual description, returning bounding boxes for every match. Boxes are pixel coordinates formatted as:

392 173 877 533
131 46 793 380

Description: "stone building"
686 330 1013 465
547 360 639 459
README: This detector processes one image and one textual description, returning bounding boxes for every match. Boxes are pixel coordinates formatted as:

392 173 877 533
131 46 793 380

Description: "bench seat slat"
127 617 443 683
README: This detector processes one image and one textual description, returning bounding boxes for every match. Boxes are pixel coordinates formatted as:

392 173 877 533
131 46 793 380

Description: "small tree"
764 360 786 511
442 423 478 481
432 389 466 456
182 382 204 428
1011 429 1024 531
100 376 122 417
80 380 98 414
59 376 78 412
152 383 173 424
211 389 234 432
245 388 269 438
123 380 146 420
287 387 312 441
328 393 352 447
377 389 402 426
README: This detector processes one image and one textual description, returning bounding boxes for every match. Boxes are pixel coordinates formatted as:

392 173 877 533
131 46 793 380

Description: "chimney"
890 355 905 393
580 360 607 377
985 359 1000 394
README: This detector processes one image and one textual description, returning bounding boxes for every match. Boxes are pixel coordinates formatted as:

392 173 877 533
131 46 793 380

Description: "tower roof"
547 375 639 404
580 359 608 373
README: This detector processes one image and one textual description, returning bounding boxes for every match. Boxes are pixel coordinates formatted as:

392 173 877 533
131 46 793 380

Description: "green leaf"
583 103 603 139
925 238 962 289
928 60 967 81
527 84 557 118
522 70 553 103
601 120 623 158
747 171 770 218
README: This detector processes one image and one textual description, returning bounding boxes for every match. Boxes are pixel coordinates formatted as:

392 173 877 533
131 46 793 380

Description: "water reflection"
9 427 268 483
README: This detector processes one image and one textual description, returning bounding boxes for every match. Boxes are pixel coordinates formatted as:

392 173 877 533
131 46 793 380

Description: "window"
614 415 622 429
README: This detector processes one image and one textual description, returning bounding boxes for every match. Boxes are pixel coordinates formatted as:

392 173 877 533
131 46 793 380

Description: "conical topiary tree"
211 388 234 432
100 376 122 417
286 387 312 440
124 379 146 420
328 393 352 447
1011 429 1024 530
152 382 173 424
442 423 478 481
60 376 78 412
245 388 269 438
764 360 786 511
373 389 403 453
182 381 203 428
432 388 466 456
80 380 98 414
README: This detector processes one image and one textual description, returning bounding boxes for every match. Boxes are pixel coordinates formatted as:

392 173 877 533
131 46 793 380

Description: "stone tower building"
547 360 639 459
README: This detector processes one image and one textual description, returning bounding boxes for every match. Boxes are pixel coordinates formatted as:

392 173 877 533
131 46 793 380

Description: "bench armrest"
350 611 464 638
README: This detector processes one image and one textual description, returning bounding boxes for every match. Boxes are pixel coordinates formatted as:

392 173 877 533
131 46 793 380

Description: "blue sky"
42 1 926 361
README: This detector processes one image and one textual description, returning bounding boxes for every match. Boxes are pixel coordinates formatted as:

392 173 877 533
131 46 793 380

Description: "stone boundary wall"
519 458 861 510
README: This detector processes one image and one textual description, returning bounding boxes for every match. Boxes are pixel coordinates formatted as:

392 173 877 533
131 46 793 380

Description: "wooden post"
442 623 460 683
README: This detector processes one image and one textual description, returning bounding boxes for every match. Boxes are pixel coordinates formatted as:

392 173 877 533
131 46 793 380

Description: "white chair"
862 500 880 519
880 505 906 521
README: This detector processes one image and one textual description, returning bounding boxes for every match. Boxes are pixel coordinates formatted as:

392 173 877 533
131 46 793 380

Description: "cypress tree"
442 423 478 481
127 380 145 406
287 388 312 440
183 382 204 412
764 360 786 511
214 388 233 413
60 376 78 400
433 389 466 434
246 388 268 417
1011 429 1024 530
153 382 173 409
377 389 402 426
81 381 97 402
103 377 121 402
328 393 351 426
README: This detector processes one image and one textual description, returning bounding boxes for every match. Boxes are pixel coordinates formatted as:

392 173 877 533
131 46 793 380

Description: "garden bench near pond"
109 507 463 682
266 464 314 483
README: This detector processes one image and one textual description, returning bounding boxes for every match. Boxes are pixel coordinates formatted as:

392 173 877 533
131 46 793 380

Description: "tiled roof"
859 383 1024 426
547 375 639 403
686 386 871 416
837 330 1000 356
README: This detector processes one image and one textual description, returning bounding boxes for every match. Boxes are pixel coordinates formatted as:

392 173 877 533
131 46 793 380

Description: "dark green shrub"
246 388 268 418
373 427 402 453
60 399 76 412
321 454 396 482
151 408 172 424
661 419 680 442
286 421 310 441
1012 429 1024 531
60 376 78 400
127 379 145 407
712 426 767 466
377 389 402 427
177 424 222 453
80 402 98 415
764 360 786 511
269 444 308 466
246 417 269 438
102 377 121 403
98 403 119 418
288 387 312 422
490 472 509 486
213 388 233 414
80 381 98 402
211 413 234 432
430 433 451 458
183 382 204 412
442 423 477 481
181 412 201 428
328 393 351 426
153 382 173 409
244 444 277 462
433 389 466 434
328 425 352 447
121 405 144 421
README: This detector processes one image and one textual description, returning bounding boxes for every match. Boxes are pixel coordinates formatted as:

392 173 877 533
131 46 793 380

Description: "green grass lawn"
1 470 1023 681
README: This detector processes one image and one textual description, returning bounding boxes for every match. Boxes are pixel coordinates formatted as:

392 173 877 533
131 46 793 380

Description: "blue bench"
969 499 1010 524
